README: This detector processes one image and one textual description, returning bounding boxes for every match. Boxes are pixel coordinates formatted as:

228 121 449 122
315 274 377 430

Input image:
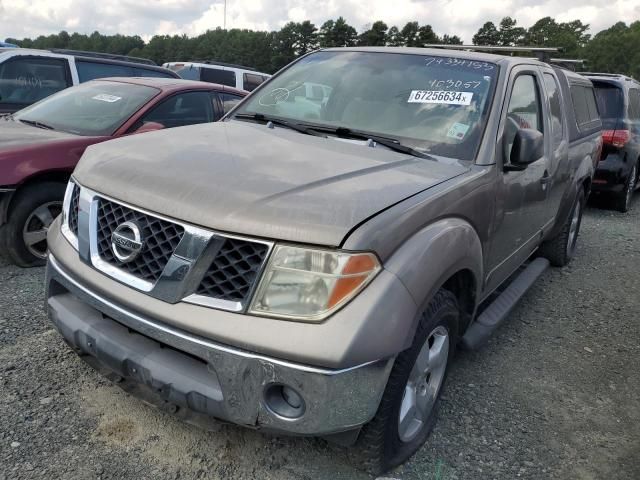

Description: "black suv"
583 73 640 212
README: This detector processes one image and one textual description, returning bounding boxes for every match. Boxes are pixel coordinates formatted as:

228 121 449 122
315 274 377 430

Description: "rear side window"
593 83 623 125
628 89 640 120
77 61 134 82
219 92 243 114
134 67 175 78
174 66 199 81
543 73 564 149
243 73 266 92
570 85 600 130
0 56 71 107
201 67 236 87
138 91 214 129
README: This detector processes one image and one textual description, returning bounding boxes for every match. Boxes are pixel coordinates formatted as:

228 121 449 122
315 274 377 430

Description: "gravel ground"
1 199 639 480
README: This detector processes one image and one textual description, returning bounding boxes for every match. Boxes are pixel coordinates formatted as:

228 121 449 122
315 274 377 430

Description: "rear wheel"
354 289 459 475
614 163 637 213
539 189 585 267
1 182 65 267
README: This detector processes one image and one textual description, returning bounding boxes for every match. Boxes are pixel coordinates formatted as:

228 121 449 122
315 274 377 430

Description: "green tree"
473 22 500 45
400 21 420 47
386 26 404 46
319 17 357 47
498 17 525 46
358 21 388 46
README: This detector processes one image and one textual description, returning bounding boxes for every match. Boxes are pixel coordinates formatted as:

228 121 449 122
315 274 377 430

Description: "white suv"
0 48 178 114
164 61 270 92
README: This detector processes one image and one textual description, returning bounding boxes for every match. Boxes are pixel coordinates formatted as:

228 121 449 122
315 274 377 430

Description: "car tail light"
602 129 630 148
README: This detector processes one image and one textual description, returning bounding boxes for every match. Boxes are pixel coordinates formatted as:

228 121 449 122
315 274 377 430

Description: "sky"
1 0 639 43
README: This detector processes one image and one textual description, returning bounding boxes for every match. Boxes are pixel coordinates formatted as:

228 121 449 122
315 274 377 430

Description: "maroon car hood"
0 117 109 186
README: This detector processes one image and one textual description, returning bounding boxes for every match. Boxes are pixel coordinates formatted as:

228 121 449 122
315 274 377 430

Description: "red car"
0 77 247 266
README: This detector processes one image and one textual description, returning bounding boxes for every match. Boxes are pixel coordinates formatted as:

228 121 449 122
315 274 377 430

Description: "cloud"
1 0 637 43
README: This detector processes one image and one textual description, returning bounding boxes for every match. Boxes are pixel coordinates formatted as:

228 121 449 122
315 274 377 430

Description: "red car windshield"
15 81 159 136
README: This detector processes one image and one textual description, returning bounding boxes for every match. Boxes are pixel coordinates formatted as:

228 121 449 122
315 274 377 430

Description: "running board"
461 258 550 350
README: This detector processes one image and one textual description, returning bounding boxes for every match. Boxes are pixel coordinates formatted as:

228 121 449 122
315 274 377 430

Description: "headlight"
60 180 78 250
248 245 381 322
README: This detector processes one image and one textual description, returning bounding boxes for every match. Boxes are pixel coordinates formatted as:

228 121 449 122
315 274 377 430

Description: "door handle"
540 171 551 184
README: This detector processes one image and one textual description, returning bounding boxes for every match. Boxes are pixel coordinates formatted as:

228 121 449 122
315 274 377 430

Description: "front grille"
68 184 80 236
96 198 184 283
196 238 269 302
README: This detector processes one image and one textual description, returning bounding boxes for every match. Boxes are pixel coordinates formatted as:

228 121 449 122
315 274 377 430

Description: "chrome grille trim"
72 184 274 311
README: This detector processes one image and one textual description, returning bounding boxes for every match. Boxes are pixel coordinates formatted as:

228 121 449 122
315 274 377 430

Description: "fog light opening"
264 384 306 420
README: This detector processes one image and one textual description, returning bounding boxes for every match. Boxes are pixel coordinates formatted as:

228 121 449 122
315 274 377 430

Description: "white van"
163 61 270 92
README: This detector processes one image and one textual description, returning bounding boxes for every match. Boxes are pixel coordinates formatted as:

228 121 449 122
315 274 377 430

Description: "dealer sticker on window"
92 94 122 103
408 90 473 105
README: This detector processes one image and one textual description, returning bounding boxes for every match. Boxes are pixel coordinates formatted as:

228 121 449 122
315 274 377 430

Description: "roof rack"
186 60 257 71
423 44 562 62
49 49 156 66
581 72 638 83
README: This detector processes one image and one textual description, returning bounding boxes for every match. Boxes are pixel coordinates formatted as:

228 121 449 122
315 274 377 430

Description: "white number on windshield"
408 90 473 105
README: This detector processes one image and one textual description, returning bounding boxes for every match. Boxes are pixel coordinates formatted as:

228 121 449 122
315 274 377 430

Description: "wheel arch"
5 170 71 219
383 217 483 350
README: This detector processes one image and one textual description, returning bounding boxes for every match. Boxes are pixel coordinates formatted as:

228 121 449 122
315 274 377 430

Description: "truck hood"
75 120 469 246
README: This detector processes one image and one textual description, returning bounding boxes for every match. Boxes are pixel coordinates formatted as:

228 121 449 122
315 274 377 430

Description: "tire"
614 163 637 213
538 189 585 267
1 182 66 267
353 289 459 475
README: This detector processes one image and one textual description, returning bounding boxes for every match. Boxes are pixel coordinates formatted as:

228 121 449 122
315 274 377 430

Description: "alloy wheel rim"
567 199 582 254
22 201 62 259
398 325 449 443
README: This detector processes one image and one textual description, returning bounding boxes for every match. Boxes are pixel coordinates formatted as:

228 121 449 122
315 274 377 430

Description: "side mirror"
509 128 544 167
134 121 165 134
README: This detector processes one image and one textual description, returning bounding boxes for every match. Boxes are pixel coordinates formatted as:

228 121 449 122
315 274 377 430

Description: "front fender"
383 217 483 350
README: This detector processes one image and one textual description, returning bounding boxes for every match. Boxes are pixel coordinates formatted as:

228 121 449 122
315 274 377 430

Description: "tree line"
6 17 640 77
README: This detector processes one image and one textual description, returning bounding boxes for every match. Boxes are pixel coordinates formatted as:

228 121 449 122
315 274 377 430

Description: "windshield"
233 51 498 161
14 81 159 136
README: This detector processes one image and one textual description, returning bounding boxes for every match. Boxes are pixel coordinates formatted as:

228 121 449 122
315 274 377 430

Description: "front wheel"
539 189 585 267
353 289 459 475
1 182 65 267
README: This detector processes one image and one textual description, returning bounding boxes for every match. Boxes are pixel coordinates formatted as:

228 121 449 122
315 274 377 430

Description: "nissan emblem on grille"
111 221 144 263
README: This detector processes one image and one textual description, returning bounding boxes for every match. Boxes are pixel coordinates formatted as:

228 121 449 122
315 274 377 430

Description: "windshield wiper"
233 113 327 138
19 119 55 130
305 126 434 160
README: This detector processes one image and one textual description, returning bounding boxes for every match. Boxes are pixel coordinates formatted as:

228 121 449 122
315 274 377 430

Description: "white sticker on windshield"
408 90 473 105
92 94 122 103
447 122 470 140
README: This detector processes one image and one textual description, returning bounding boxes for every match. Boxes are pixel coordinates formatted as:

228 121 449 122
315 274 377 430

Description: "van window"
201 67 236 87
0 56 71 107
243 73 266 92
76 61 134 82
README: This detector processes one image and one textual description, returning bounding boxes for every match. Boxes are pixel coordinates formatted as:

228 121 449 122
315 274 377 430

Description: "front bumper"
46 254 394 436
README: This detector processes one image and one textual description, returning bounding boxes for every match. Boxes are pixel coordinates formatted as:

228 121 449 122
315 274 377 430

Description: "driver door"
486 67 552 292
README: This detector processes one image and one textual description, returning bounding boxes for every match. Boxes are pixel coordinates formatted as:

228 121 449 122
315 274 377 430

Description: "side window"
504 74 543 159
0 56 71 107
134 67 175 78
200 67 236 87
584 87 600 122
628 89 640 120
76 61 134 82
174 66 200 81
242 73 266 92
219 92 243 114
136 91 213 129
543 73 564 150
